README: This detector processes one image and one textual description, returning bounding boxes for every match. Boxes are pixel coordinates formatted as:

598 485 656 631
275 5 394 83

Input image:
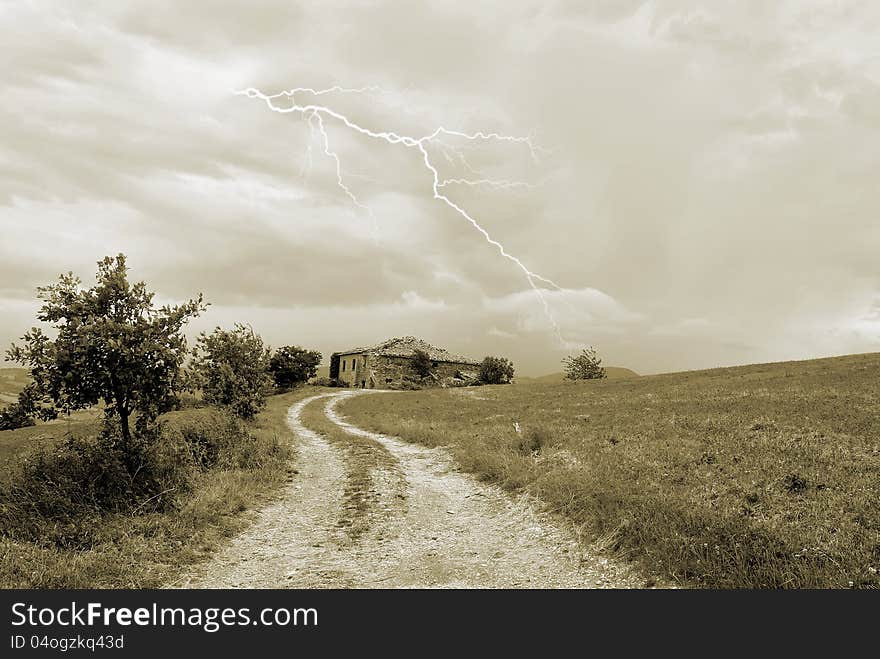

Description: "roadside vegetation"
0 254 323 587
0 391 309 587
339 352 880 588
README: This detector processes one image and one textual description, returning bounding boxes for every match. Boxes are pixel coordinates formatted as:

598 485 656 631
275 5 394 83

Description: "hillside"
518 366 639 383
340 351 880 588
0 368 30 404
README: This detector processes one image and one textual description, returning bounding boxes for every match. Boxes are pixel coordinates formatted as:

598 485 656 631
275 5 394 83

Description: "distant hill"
517 366 639 384
0 368 30 404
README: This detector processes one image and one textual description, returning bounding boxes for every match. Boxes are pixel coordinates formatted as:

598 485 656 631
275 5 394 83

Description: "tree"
562 347 606 380
0 397 35 431
269 346 322 390
410 348 433 379
192 324 273 419
6 255 206 450
479 356 515 384
0 383 56 431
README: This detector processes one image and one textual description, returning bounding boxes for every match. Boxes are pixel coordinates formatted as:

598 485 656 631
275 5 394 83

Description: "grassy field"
0 368 30 404
0 412 102 476
517 366 640 384
0 389 315 588
0 368 103 470
340 352 880 588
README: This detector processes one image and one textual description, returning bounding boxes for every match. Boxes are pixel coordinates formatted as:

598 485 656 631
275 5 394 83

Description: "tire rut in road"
305 395 407 545
326 390 644 588
178 390 643 589
175 393 348 588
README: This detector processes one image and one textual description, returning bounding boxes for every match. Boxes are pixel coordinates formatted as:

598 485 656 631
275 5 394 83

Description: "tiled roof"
332 336 480 365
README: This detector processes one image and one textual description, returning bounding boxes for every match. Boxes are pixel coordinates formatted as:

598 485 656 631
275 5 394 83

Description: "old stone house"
330 336 481 389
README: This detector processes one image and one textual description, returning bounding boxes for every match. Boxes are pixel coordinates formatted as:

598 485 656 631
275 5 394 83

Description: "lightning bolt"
236 85 564 342
437 178 536 190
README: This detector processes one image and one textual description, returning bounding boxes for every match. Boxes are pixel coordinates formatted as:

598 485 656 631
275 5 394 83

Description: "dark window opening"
342 360 346 371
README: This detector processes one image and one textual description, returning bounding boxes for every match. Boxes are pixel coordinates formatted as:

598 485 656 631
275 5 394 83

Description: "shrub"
269 346 322 390
311 377 348 388
0 402 35 431
479 356 515 384
0 434 148 546
0 408 274 549
410 349 433 379
0 384 58 431
563 347 606 380
514 427 553 455
192 324 273 419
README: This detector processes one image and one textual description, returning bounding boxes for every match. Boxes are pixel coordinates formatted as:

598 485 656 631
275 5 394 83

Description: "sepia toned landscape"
2 3 878 592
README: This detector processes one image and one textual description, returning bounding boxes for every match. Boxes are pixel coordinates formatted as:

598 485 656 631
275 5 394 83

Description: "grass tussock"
0 390 312 588
340 353 880 589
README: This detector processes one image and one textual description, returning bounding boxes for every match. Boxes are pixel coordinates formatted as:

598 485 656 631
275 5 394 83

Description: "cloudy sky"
2 1 878 375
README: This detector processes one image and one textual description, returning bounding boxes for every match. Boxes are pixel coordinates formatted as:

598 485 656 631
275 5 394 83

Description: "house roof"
332 336 480 365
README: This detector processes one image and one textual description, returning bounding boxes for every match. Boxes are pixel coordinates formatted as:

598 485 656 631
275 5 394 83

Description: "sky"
1 0 879 375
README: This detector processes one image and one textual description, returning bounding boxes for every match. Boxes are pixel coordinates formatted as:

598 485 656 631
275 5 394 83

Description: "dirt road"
181 390 641 588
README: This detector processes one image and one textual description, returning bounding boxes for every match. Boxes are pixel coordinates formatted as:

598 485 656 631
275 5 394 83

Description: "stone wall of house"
334 352 479 388
367 355 478 389
336 352 366 386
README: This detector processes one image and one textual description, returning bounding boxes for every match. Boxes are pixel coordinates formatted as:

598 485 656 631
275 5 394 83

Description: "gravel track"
181 390 641 588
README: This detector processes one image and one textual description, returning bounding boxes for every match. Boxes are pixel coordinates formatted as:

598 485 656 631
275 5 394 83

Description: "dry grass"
339 352 880 588
0 389 314 588
0 415 101 475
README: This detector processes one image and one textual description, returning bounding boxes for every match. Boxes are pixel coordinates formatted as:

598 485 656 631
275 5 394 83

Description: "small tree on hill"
563 347 606 380
0 384 56 431
0 403 34 431
192 324 273 419
479 356 515 384
269 346 322 390
410 349 433 379
6 254 206 452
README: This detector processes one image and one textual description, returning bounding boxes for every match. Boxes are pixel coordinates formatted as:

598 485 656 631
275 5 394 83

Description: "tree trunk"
118 408 131 445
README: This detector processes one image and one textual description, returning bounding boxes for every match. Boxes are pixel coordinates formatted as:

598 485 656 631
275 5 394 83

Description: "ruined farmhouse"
330 337 481 389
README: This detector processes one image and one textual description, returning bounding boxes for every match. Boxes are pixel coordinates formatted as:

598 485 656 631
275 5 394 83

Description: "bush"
0 434 148 546
410 349 433 379
563 347 606 380
0 384 58 431
0 408 271 548
269 346 322 390
311 377 346 388
514 427 553 455
479 356 515 384
0 402 35 431
192 324 273 419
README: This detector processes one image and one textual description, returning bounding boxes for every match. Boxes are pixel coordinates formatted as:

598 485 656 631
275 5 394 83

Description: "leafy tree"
0 383 57 431
6 255 206 450
0 399 34 431
562 347 606 380
192 324 272 419
269 346 322 390
410 349 433 378
479 356 515 384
